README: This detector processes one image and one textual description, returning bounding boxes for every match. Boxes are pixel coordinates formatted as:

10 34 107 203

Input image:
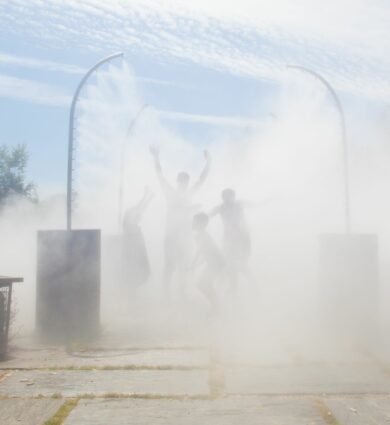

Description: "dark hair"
177 172 190 184
193 212 209 228
222 188 235 201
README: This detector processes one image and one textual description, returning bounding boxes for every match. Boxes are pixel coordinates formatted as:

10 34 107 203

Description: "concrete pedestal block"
36 229 101 343
318 234 378 340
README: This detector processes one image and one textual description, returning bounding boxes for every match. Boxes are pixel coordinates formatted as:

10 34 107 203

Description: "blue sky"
0 0 389 195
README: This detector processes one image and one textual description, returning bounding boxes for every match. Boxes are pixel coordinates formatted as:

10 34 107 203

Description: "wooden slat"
0 276 23 288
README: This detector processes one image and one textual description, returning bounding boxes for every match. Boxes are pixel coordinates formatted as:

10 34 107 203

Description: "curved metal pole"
287 65 351 234
118 104 149 230
67 52 124 231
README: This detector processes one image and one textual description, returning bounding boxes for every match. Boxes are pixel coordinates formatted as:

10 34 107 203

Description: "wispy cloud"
0 52 85 74
158 110 260 127
0 73 70 106
0 0 389 102
1 0 389 105
0 72 251 126
137 76 191 89
0 51 188 88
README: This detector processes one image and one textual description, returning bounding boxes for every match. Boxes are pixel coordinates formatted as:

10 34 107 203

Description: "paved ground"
64 397 330 425
0 369 209 397
1 327 390 424
227 363 390 395
1 347 207 369
0 398 63 425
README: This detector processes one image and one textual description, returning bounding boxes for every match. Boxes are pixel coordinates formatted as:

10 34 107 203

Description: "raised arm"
190 150 211 194
136 187 154 217
149 145 171 193
208 204 221 218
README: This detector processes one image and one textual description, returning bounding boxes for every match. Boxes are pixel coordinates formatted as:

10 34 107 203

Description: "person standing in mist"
122 188 154 288
209 188 264 290
191 212 225 312
149 145 211 298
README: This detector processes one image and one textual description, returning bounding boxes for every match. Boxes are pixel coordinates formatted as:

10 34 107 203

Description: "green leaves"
0 144 37 207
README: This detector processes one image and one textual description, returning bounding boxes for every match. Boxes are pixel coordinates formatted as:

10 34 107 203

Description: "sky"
0 0 389 196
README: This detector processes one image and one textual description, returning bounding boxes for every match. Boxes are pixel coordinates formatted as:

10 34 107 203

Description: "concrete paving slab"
1 347 208 369
326 396 390 424
64 397 328 425
0 370 208 397
227 363 390 395
0 398 63 425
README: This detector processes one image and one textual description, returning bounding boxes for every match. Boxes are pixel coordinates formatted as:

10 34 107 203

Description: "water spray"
287 65 351 234
118 104 149 230
287 66 379 342
67 52 124 231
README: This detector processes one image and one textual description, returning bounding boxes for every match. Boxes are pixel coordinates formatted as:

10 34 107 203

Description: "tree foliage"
0 144 37 207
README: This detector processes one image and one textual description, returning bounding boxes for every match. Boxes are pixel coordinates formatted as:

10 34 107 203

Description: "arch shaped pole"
67 52 124 231
287 65 351 234
118 103 149 230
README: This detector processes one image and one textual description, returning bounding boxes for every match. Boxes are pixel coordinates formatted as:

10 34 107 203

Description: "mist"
1 60 389 369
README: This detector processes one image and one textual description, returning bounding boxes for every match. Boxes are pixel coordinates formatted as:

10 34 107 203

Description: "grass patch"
46 364 206 371
73 346 203 352
43 398 79 425
74 392 210 400
0 364 207 372
51 392 62 399
313 398 340 425
0 371 12 383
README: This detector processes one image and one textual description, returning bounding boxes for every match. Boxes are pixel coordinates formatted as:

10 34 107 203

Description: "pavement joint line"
17 346 205 352
0 365 208 371
3 361 387 371
42 398 79 425
313 397 341 425
1 393 390 401
74 346 205 351
8 346 206 353
228 391 390 397
223 361 390 368
0 371 12 383
0 393 212 401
